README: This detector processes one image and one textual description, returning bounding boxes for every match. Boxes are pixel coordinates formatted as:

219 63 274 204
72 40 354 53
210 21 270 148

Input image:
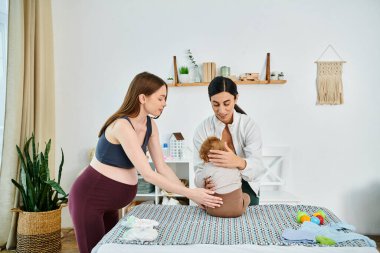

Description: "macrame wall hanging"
315 45 346 105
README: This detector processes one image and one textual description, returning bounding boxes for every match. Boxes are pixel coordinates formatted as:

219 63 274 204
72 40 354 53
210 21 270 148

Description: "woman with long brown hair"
69 72 223 253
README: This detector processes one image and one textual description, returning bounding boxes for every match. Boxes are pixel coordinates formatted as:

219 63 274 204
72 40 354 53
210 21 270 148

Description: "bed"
91 204 377 253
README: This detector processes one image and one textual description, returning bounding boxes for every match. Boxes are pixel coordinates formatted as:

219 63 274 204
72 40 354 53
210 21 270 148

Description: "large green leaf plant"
11 134 68 212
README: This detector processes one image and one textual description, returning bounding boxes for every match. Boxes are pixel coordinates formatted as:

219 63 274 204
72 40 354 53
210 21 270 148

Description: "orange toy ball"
300 215 311 223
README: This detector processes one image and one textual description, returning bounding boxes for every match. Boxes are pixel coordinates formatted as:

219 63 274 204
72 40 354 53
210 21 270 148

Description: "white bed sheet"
96 244 378 253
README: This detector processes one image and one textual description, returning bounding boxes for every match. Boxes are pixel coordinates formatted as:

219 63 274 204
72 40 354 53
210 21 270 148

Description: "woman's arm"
148 120 183 187
239 119 266 182
112 119 222 207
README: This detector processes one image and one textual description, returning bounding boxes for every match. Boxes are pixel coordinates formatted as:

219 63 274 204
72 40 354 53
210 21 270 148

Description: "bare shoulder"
110 118 135 137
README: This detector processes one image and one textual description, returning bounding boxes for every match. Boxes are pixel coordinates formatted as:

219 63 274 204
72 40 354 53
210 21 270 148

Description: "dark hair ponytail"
208 76 246 115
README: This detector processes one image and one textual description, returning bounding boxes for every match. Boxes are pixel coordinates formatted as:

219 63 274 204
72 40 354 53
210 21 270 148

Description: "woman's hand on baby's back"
188 188 223 208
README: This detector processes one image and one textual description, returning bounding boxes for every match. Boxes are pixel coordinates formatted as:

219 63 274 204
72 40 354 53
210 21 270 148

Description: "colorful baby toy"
297 210 326 225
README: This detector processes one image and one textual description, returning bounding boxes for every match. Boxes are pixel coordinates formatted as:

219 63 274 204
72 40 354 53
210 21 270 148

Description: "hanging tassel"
316 61 344 105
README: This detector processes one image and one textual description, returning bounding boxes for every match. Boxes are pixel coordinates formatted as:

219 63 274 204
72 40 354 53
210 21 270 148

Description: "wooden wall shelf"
168 80 286 87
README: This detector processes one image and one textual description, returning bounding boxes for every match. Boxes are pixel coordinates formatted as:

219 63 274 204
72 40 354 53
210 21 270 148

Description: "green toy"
316 235 336 246
297 211 308 223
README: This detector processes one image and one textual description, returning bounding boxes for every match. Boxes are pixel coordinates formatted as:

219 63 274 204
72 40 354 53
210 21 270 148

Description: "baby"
199 136 250 218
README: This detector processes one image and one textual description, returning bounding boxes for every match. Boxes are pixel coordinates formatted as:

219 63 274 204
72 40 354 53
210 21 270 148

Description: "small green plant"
166 77 174 84
187 49 198 68
11 134 68 212
179 66 189 74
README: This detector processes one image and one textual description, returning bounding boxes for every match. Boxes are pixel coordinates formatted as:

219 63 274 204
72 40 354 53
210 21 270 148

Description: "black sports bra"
95 116 152 169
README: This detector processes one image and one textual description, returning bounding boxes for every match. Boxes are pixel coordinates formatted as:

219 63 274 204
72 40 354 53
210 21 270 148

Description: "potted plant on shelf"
278 72 285 80
166 77 174 84
11 134 68 253
178 66 189 83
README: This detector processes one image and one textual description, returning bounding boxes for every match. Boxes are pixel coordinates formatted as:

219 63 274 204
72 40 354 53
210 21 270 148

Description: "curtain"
0 0 55 249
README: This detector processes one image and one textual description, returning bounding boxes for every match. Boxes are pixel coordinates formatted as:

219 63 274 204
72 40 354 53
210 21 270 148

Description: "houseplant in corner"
11 134 68 253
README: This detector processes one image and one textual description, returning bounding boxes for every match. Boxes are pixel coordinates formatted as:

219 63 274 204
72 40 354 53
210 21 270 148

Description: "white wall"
52 0 380 234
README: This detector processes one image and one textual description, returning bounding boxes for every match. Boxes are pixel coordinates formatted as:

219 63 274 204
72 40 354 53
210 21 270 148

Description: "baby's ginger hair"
199 136 226 162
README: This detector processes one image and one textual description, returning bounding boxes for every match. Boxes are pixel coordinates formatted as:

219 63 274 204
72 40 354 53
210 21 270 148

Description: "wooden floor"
370 236 380 252
1 230 379 252
61 228 79 253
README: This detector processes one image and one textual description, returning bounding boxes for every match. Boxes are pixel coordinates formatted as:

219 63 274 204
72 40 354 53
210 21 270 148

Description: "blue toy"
311 216 321 225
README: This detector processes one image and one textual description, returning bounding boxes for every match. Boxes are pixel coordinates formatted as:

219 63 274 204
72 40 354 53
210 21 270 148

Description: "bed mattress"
92 204 377 253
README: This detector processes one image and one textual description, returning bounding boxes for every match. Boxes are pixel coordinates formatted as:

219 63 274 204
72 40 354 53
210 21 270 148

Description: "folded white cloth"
162 196 180 205
168 198 180 205
122 215 159 228
162 196 169 205
123 227 158 242
121 216 159 242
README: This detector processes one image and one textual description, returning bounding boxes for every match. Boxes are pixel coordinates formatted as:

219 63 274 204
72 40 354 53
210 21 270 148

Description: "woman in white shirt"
193 76 267 206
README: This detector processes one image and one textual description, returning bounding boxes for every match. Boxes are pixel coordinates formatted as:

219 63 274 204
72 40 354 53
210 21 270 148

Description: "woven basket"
12 205 64 253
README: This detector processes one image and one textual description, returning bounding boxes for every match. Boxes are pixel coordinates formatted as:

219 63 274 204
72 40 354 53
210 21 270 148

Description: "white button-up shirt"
193 111 267 195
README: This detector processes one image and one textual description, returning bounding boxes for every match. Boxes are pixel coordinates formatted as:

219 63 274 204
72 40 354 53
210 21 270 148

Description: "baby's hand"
204 176 216 191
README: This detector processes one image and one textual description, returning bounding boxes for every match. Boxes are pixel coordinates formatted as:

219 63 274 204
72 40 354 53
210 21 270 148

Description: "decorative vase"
220 66 231 77
179 74 189 84
192 66 201 83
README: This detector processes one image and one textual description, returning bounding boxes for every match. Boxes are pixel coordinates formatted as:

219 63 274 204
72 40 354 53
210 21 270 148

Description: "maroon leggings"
69 166 137 253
